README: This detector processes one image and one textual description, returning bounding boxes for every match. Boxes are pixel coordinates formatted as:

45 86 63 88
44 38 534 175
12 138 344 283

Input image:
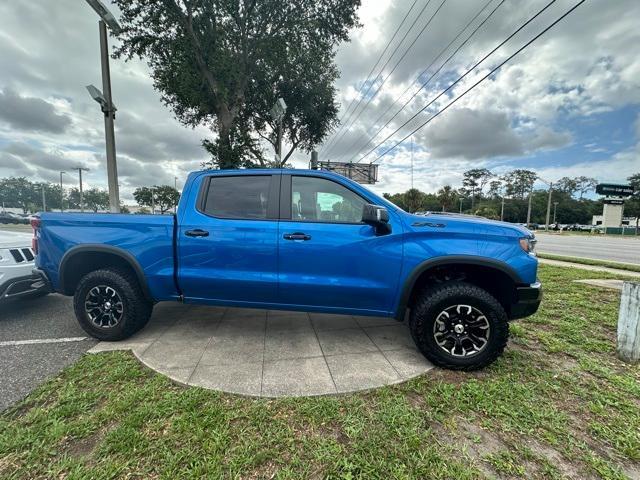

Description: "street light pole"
526 189 533 227
553 201 559 224
459 197 463 213
501 196 505 221
59 171 66 212
85 0 121 213
75 167 90 212
99 20 120 213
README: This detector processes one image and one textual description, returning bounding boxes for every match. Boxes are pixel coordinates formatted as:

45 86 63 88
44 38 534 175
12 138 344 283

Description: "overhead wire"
318 0 421 156
356 0 560 163
344 0 506 162
369 0 586 163
324 0 447 160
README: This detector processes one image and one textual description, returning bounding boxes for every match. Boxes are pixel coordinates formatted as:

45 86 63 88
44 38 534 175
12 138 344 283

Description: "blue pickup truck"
33 169 541 370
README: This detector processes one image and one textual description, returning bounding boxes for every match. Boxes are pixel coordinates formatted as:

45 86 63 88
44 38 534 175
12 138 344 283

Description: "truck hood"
405 212 534 238
0 230 33 248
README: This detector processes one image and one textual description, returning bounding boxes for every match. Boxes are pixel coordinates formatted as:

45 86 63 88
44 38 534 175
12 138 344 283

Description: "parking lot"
0 295 96 411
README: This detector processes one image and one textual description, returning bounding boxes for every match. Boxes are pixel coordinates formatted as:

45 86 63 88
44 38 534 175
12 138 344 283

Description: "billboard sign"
596 184 634 197
315 161 378 184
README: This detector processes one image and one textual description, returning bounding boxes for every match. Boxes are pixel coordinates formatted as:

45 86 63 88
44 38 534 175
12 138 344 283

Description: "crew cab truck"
33 169 541 370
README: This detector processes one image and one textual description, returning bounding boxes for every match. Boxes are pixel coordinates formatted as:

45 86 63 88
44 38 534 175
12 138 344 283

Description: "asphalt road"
0 294 95 411
535 233 640 265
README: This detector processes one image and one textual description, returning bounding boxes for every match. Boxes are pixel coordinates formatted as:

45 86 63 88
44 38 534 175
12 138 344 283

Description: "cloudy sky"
0 0 638 202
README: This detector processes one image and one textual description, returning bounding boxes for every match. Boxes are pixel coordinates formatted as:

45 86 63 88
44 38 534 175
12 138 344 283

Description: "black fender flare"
59 244 154 302
395 255 522 320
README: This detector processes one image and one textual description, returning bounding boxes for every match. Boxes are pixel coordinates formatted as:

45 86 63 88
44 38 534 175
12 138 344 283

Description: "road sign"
596 184 634 197
604 199 625 205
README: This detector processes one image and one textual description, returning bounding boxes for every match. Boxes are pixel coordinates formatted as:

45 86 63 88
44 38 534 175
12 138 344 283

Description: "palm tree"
437 185 457 212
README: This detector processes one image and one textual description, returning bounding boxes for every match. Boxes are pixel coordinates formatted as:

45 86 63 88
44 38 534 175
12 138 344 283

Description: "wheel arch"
395 256 522 320
59 245 153 302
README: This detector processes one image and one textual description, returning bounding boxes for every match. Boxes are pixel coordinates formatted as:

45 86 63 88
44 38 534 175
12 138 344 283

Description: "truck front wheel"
409 282 509 370
73 268 153 341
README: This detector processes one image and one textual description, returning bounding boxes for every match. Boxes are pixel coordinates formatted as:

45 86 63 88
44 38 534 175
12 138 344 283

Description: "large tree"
502 169 537 200
134 186 180 214
114 0 360 168
436 185 457 212
626 172 640 232
462 168 493 208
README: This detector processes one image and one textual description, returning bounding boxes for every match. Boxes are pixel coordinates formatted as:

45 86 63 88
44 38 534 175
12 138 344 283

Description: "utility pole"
174 176 179 213
545 182 553 230
501 196 505 221
459 197 463 213
75 167 90 212
151 186 156 215
526 189 533 227
41 184 46 212
59 171 66 212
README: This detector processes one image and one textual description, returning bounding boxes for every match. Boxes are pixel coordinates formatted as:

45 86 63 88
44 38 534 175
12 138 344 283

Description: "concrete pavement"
91 303 434 397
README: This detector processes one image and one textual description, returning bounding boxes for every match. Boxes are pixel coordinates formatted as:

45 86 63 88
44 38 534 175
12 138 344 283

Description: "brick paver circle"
90 302 434 397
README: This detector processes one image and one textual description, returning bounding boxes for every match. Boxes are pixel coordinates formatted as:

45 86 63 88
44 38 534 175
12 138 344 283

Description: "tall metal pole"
526 189 533 226
553 201 559 223
41 184 46 212
99 20 120 213
501 196 505 221
75 167 89 212
151 186 155 215
459 197 463 213
59 172 66 212
545 182 553 230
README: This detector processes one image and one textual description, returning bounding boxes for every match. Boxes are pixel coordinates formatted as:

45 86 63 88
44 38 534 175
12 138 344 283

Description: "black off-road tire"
73 268 153 341
409 282 509 371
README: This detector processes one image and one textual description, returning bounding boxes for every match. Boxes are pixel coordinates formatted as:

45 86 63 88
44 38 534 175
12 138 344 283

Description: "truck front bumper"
0 269 51 303
510 281 542 320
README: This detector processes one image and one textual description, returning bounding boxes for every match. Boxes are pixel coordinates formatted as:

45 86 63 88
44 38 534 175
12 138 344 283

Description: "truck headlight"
519 237 536 255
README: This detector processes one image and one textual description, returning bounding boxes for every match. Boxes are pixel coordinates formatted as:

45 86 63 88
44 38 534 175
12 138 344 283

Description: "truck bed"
37 213 178 300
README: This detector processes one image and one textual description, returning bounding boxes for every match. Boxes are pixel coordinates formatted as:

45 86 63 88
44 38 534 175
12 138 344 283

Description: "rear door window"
202 175 273 220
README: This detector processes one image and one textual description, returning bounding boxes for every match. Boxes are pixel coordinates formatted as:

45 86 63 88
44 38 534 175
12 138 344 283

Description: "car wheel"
409 282 509 371
73 268 153 341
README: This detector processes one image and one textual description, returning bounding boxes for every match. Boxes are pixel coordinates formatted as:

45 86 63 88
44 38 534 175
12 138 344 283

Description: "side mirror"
362 204 391 235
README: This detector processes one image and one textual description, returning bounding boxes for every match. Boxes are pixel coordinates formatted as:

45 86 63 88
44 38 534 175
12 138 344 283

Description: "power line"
324 0 445 160
357 0 560 163
318 0 421 156
345 0 505 162
370 0 586 164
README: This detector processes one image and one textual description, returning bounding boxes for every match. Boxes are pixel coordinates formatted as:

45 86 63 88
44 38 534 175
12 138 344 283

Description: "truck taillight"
31 217 40 254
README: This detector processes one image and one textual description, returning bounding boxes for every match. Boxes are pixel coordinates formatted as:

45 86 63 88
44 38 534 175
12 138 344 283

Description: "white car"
0 230 48 303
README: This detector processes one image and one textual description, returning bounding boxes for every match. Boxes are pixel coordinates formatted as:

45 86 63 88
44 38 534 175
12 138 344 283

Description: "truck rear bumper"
510 281 542 320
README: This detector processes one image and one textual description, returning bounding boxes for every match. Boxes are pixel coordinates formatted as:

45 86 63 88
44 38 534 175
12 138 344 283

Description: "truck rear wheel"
409 282 508 371
73 268 153 341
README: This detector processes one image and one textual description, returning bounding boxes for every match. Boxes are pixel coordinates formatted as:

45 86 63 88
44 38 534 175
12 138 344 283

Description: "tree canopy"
133 186 181 214
113 0 360 169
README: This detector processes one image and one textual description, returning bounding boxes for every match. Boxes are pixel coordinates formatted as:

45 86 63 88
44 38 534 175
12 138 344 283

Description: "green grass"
2 265 640 479
537 252 640 273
